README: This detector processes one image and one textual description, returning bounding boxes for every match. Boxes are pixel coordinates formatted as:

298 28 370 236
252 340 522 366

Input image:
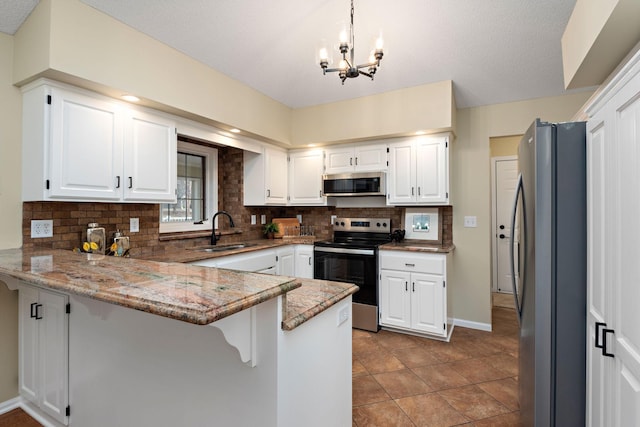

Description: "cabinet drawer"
379 251 445 275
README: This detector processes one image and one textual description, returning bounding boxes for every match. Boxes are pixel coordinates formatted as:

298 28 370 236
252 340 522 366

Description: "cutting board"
272 218 300 239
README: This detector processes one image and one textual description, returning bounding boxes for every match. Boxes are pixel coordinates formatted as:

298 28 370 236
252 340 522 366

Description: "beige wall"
449 91 594 326
562 0 640 89
0 33 22 402
490 135 521 158
291 80 455 145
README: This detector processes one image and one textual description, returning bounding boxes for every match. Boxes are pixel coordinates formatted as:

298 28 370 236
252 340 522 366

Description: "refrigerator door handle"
509 172 524 325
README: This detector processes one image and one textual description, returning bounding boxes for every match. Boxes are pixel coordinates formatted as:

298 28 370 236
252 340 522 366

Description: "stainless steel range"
314 218 391 332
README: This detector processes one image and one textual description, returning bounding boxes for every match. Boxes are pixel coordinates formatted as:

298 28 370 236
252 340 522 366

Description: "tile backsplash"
22 146 453 257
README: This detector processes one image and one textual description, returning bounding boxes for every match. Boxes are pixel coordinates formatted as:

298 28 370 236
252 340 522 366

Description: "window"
160 140 217 233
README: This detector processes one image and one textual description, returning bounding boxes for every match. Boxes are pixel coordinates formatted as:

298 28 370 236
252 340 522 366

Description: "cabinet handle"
595 322 606 348
411 187 415 196
35 304 43 320
319 190 323 197
116 176 121 189
412 282 415 292
405 263 415 267
405 281 408 292
355 157 358 165
30 302 38 318
267 189 271 197
308 257 312 266
602 328 615 358
128 177 133 189
350 157 353 166
418 187 421 196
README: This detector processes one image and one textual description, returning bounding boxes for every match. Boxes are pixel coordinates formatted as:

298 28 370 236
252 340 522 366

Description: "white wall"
450 91 594 327
0 32 22 402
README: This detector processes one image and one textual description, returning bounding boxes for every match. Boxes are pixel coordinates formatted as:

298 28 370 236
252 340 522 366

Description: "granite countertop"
0 248 300 325
380 241 455 253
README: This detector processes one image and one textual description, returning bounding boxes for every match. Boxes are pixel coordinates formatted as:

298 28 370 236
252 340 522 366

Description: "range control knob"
335 221 340 226
376 222 381 227
383 222 387 228
340 221 345 226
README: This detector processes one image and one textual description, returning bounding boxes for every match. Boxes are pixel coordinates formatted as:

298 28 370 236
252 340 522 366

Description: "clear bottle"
87 222 106 254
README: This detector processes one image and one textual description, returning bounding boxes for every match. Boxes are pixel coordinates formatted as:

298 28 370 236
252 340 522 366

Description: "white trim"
0 397 62 427
159 142 218 234
0 396 21 414
490 155 517 293
453 317 492 332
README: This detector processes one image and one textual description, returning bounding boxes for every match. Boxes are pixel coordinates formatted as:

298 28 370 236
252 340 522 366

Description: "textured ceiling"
2 0 591 109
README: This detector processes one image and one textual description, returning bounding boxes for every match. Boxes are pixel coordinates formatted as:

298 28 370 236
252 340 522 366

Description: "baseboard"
453 318 492 332
0 396 61 427
0 396 21 414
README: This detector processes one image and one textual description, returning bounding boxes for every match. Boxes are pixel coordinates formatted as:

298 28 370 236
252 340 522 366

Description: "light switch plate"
251 215 256 225
261 215 266 225
464 216 477 228
31 220 53 238
296 214 303 223
130 217 140 233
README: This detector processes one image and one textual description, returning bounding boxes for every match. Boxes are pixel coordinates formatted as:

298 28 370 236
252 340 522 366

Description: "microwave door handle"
510 172 524 326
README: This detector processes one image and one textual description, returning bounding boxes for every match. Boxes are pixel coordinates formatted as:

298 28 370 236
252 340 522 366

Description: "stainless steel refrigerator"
510 119 586 426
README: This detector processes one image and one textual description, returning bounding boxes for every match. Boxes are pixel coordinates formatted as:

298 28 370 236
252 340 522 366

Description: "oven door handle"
313 247 375 256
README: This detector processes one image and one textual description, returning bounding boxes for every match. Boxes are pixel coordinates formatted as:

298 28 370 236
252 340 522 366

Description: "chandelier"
318 0 384 84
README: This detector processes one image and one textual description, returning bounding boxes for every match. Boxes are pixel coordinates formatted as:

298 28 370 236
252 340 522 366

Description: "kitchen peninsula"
0 249 356 427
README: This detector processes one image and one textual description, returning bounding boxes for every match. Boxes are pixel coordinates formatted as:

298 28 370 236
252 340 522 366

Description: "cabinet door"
379 270 411 329
19 285 40 404
294 245 314 279
411 273 445 336
123 110 177 202
276 247 295 276
324 146 355 174
387 141 416 204
265 148 288 204
354 144 387 171
49 88 123 200
38 289 69 424
289 150 325 205
415 136 448 204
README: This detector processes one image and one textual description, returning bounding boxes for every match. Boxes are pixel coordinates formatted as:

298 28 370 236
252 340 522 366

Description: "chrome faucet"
211 211 235 245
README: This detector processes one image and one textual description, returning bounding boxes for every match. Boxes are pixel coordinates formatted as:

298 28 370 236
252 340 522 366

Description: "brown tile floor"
352 306 522 426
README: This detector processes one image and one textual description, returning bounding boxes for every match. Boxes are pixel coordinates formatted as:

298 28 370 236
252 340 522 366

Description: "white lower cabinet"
18 283 69 425
294 245 314 279
276 246 295 276
379 250 450 339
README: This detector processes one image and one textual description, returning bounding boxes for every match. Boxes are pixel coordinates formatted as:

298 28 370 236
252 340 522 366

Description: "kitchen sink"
187 243 257 253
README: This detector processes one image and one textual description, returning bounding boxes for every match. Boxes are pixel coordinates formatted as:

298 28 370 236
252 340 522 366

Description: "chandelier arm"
356 61 378 69
358 70 374 79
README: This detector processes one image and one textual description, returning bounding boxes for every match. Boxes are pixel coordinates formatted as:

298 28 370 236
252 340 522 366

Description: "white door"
387 141 415 204
492 157 518 293
415 136 448 204
49 88 122 200
611 79 640 427
324 146 354 174
288 150 324 204
265 148 288 204
411 273 445 336
123 110 177 202
294 246 314 279
276 248 295 276
354 144 387 171
19 285 39 404
379 270 411 329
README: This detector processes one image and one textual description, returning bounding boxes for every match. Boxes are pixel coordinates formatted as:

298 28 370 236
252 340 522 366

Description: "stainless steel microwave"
322 172 386 197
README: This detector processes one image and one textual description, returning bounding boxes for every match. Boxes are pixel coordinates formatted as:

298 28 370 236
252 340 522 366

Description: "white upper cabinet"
244 146 288 205
387 134 450 205
324 143 388 174
22 80 177 203
288 149 326 205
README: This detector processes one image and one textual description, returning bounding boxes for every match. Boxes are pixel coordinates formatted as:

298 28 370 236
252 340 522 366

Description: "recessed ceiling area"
2 0 593 109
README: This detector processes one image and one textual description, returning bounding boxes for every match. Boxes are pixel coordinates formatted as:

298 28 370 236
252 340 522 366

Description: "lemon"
82 242 90 252
90 242 99 251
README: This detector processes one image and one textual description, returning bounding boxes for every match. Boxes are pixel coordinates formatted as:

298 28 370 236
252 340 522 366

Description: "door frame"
491 155 518 292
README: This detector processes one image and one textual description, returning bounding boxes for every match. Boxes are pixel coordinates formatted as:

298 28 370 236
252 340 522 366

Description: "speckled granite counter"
380 241 455 253
282 279 359 331
0 248 300 325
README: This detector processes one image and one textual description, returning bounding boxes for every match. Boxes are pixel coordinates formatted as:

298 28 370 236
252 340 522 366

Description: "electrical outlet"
251 215 257 225
31 220 53 238
296 214 303 223
130 217 140 233
261 215 266 225
331 215 337 225
337 304 350 326
464 216 477 228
